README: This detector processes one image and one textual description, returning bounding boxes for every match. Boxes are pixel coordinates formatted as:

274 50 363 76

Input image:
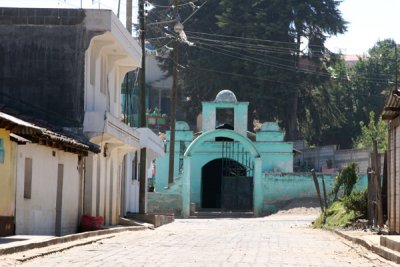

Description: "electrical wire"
188 34 394 83
147 0 199 8
194 44 393 84
179 63 388 99
186 30 300 47
197 41 391 81
186 34 297 54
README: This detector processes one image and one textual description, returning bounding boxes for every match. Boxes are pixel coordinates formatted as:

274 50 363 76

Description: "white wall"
123 151 156 215
15 144 80 235
124 152 140 213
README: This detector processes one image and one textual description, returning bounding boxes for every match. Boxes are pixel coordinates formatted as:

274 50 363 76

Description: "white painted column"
253 157 263 216
182 156 191 218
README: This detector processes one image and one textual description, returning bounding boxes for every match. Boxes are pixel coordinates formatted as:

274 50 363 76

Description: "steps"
377 236 400 263
190 210 254 219
125 213 174 228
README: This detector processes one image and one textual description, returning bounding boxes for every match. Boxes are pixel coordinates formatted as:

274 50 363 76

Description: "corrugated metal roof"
382 89 400 120
0 112 99 154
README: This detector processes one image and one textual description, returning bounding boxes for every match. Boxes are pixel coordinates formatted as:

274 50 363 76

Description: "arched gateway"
153 90 294 218
183 128 260 213
201 158 252 211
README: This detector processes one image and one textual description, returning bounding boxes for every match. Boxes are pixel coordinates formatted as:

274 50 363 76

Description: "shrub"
342 189 368 218
332 163 358 199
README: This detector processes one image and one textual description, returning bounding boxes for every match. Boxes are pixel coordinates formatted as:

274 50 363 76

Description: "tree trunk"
286 30 302 141
286 89 299 141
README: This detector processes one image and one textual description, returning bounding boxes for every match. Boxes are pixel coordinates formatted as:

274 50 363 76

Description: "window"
0 138 4 164
24 158 33 199
132 152 138 180
179 141 186 174
216 108 234 128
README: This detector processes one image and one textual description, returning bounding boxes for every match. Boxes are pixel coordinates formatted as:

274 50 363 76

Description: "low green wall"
261 172 368 215
148 172 368 217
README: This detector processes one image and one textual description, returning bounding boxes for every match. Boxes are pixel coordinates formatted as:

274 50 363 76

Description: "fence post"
321 174 328 210
311 169 324 213
372 140 384 227
367 167 374 226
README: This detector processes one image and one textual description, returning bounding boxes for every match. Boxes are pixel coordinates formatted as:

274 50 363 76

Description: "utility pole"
167 39 178 185
167 1 180 185
395 42 398 90
117 0 121 18
138 0 147 214
126 0 132 34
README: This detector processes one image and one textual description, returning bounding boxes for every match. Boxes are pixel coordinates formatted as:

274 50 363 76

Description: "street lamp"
167 21 183 185
174 22 184 33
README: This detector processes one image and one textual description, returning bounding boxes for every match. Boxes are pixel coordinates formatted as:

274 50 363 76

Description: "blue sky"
325 0 400 55
1 0 399 55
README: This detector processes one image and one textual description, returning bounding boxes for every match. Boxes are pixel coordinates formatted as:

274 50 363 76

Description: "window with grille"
0 138 4 164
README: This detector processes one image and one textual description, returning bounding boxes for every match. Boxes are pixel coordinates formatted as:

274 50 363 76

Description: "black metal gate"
221 176 253 211
201 140 254 211
220 141 253 211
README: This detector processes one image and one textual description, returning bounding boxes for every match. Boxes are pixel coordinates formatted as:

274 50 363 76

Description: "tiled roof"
0 112 99 155
382 89 400 120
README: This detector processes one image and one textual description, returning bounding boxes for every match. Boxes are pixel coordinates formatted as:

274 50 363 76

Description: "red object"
80 214 104 232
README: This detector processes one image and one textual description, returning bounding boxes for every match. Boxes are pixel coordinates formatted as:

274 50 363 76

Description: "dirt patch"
274 197 322 216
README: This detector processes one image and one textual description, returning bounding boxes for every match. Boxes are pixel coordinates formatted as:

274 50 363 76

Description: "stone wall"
147 192 182 216
0 8 102 127
293 141 373 173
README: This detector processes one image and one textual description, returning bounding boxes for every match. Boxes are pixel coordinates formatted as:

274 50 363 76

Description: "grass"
313 200 358 228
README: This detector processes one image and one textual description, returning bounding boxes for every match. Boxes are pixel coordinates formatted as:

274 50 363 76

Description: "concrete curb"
0 225 147 256
331 229 373 250
331 229 400 264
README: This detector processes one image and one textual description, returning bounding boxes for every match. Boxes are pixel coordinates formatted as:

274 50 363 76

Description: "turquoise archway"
181 129 263 218
184 129 260 158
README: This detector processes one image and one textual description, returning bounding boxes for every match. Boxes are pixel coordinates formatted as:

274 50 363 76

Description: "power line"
185 30 300 47
193 41 394 84
179 63 388 99
147 0 199 8
0 92 81 125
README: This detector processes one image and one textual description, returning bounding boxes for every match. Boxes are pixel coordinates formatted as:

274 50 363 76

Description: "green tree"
322 39 397 149
350 39 397 123
146 0 347 141
354 111 387 153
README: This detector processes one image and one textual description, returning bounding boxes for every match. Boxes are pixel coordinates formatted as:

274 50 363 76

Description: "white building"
0 112 96 236
82 10 164 225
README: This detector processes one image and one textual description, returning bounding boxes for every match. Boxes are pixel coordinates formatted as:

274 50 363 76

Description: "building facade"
0 112 95 236
0 8 164 228
382 90 400 233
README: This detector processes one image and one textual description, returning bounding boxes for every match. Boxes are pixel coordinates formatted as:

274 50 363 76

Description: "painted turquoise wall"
150 170 369 217
202 101 249 136
261 173 368 214
155 121 193 190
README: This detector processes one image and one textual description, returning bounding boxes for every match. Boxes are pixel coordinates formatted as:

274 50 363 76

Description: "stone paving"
1 213 396 267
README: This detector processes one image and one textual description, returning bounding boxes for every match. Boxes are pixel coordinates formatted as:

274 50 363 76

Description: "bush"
314 189 368 228
313 201 357 228
332 163 358 199
342 189 368 218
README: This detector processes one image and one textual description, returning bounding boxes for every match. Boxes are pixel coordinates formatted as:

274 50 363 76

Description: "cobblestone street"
1 211 395 267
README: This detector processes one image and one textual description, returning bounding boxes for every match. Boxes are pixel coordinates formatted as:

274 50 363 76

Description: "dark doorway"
201 159 222 209
201 159 253 211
